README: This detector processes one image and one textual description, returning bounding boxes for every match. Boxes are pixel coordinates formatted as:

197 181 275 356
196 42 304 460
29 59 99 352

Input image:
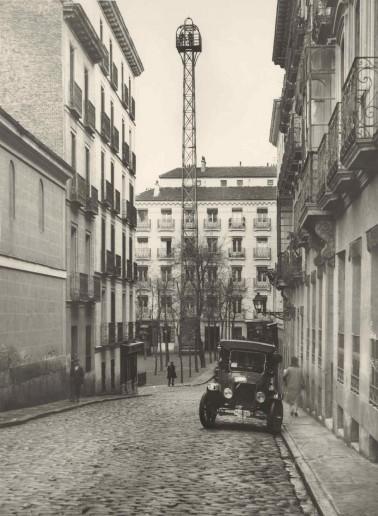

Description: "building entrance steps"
282 403 378 516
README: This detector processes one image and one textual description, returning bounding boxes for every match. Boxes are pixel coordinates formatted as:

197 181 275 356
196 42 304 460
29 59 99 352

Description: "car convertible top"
219 340 276 354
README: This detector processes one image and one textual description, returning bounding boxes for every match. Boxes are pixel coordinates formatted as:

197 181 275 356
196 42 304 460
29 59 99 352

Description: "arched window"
39 179 44 232
9 161 15 219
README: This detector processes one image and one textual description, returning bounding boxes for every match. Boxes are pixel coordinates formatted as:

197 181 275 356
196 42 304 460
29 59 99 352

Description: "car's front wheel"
199 392 217 429
267 400 283 435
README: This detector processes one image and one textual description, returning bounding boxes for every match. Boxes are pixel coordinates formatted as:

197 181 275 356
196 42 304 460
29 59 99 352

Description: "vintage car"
199 327 283 434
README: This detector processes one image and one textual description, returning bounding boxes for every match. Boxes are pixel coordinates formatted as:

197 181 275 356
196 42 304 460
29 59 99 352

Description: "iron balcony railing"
101 112 111 142
113 190 120 215
70 173 87 207
293 152 319 232
231 278 246 289
277 250 303 287
69 81 83 118
70 272 88 301
228 248 246 259
157 248 175 259
106 250 116 275
111 126 120 154
328 102 343 181
253 247 271 260
253 279 271 291
86 185 99 216
122 84 129 109
122 141 130 166
228 217 246 230
341 57 378 164
84 100 96 134
137 219 151 231
111 62 118 91
204 219 221 230
253 218 271 230
135 248 151 259
115 254 122 277
158 219 175 230
124 200 137 227
130 97 136 121
89 275 101 302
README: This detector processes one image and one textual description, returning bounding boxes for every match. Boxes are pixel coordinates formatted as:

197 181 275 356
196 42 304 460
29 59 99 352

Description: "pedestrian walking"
167 361 177 387
70 358 85 402
283 356 304 416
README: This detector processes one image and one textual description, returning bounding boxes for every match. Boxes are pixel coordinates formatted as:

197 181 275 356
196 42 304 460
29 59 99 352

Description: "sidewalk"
282 404 378 516
0 392 146 429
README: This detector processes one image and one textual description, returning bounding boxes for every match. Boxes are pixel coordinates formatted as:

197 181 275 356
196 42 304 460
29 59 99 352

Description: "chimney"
201 156 206 173
153 180 160 197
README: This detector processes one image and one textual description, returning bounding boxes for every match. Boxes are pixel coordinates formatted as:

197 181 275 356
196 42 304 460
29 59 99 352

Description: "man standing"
283 356 304 416
167 361 177 387
70 358 85 402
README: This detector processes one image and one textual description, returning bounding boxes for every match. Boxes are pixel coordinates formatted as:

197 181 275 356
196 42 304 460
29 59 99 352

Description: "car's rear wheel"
199 393 217 428
267 400 283 435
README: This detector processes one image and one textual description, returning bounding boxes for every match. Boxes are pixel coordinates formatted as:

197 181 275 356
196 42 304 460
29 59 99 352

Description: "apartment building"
135 161 279 346
0 108 72 410
271 0 378 460
0 0 143 395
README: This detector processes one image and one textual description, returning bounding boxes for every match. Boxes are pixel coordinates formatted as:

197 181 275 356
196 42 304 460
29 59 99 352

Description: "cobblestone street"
0 386 314 515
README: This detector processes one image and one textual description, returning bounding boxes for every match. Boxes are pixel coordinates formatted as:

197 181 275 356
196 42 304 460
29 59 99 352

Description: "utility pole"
176 18 202 367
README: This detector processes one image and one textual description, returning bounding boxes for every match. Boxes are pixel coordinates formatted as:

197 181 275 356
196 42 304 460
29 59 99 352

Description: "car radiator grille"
234 384 256 405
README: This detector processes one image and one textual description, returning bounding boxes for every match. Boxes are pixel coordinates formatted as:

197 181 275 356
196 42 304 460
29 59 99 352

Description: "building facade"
135 163 279 347
271 0 378 460
0 0 143 395
0 108 72 410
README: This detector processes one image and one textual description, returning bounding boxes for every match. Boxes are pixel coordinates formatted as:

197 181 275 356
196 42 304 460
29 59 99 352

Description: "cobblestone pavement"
0 386 316 516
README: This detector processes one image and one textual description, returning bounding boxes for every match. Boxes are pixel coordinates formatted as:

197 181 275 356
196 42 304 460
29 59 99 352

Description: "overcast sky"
120 0 283 193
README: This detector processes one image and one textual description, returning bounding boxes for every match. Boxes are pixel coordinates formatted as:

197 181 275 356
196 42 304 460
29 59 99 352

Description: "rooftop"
136 186 277 203
159 166 277 179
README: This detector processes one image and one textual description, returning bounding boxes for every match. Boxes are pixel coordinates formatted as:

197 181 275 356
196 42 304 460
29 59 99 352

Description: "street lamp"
253 292 266 314
253 292 294 321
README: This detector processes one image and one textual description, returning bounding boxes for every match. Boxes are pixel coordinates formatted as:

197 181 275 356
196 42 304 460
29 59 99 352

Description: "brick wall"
0 0 64 157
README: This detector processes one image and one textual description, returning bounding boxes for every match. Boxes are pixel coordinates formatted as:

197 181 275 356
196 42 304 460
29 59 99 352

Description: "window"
233 237 242 252
354 0 360 59
161 295 172 310
138 295 148 309
237 180 243 186
9 161 15 219
161 208 172 221
138 266 148 282
337 251 346 382
39 180 44 232
85 326 91 372
207 237 217 252
71 132 76 170
184 209 194 225
370 339 378 407
185 266 194 281
137 237 148 247
257 207 268 220
70 225 78 273
207 208 218 222
232 267 242 282
257 267 268 282
267 179 274 186
138 209 148 223
161 266 172 282
232 297 242 314
85 147 90 184
232 207 242 220
85 233 91 274
161 237 172 256
220 180 227 187
256 236 268 247
208 266 217 282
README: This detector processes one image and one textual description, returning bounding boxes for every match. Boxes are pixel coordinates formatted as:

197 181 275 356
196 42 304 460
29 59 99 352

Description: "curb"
0 393 152 429
281 424 340 516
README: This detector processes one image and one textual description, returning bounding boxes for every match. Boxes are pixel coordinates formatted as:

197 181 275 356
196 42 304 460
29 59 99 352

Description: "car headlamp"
223 387 233 399
256 391 266 403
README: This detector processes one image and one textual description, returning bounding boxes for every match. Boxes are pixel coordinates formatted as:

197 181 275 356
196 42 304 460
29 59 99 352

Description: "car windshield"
229 350 266 373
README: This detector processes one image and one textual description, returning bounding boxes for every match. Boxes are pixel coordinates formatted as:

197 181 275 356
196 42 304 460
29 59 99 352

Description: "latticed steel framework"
176 18 202 320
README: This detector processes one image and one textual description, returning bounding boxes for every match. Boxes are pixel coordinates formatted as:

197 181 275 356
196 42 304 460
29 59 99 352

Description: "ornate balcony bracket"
312 219 336 267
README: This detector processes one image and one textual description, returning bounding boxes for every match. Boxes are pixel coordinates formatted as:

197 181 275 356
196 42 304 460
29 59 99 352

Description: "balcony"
70 272 88 302
312 3 332 45
204 219 221 230
158 219 175 231
341 57 378 171
101 112 111 143
84 100 96 134
253 279 271 291
122 141 130 167
103 180 113 209
69 82 83 119
100 44 110 76
122 84 129 109
228 217 246 230
277 250 304 288
281 113 302 180
115 254 122 277
157 248 175 260
130 152 136 175
137 219 151 231
105 250 116 276
130 97 136 121
108 322 116 344
70 173 87 207
111 126 119 154
228 248 246 259
113 189 121 215
126 259 133 281
231 279 246 290
86 185 98 217
63 3 104 63
253 218 271 230
111 63 118 91
122 200 137 227
253 247 271 260
293 152 324 232
117 322 124 343
135 248 151 260
88 275 101 302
